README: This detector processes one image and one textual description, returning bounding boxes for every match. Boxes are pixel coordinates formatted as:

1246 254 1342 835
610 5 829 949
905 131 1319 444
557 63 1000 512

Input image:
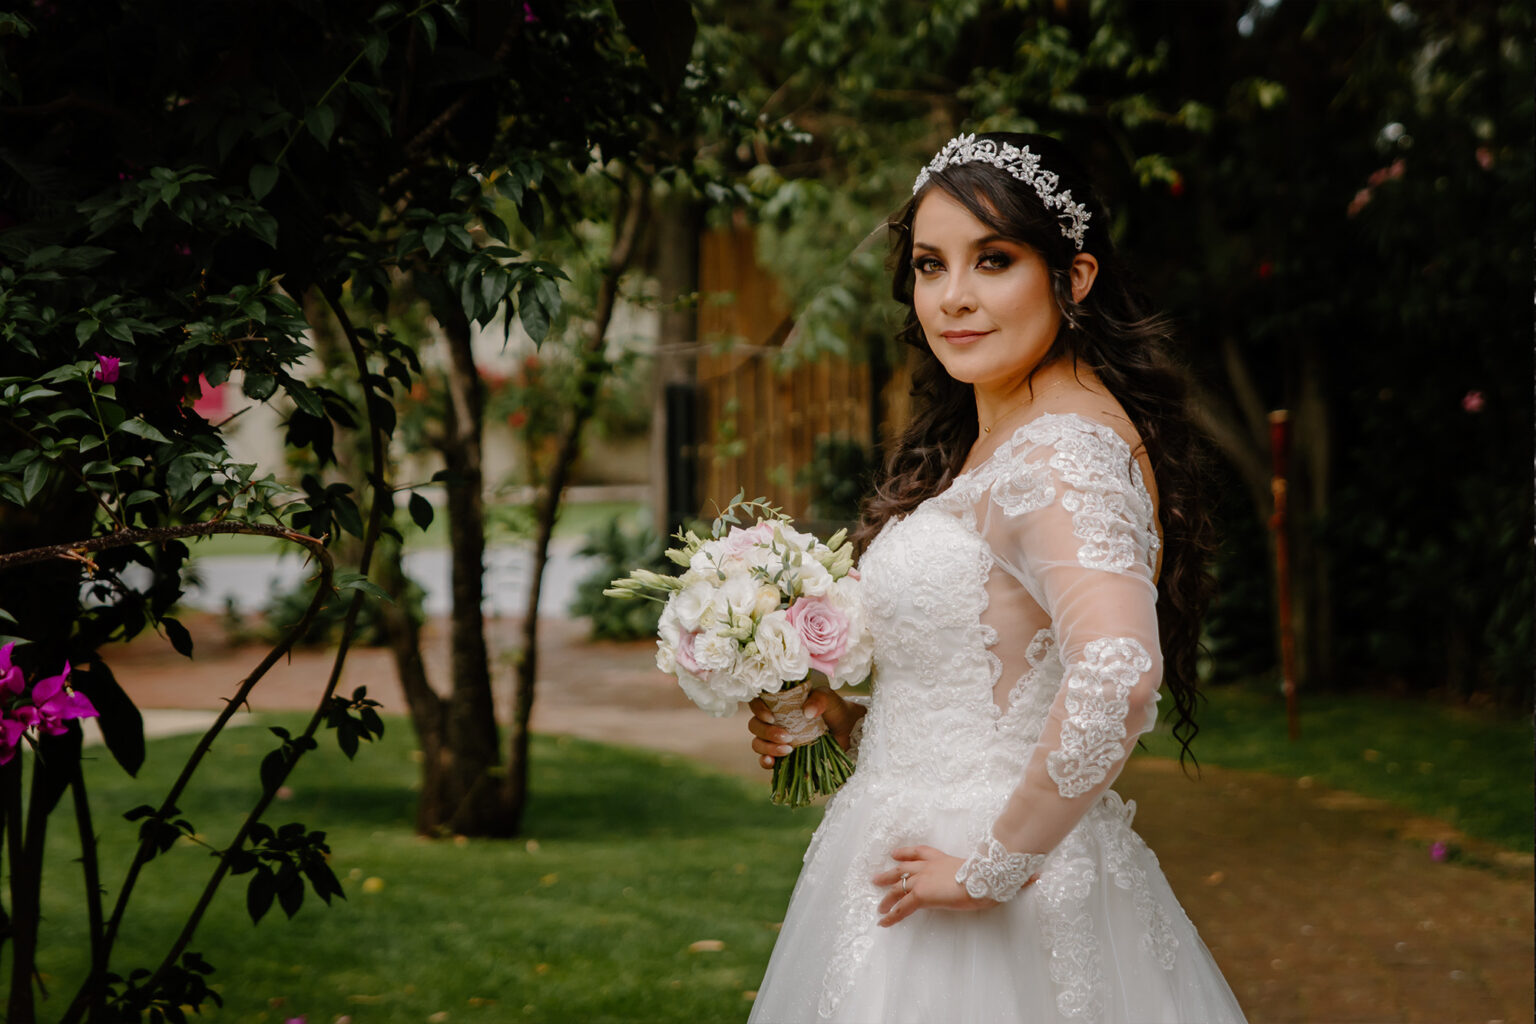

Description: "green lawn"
1141 685 1534 852
185 500 647 558
26 718 816 1023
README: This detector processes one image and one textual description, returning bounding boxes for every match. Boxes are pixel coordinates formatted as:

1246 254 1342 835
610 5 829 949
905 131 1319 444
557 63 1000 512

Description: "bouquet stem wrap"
761 680 855 807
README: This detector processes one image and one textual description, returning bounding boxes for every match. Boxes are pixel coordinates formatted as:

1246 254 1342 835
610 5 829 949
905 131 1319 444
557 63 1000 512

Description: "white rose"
752 584 783 619
673 582 716 632
796 558 834 597
676 669 737 717
830 629 874 686
692 630 739 673
825 575 863 622
754 610 810 682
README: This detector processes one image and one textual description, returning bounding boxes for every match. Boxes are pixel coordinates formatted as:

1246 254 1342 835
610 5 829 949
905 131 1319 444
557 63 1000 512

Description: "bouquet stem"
761 680 855 808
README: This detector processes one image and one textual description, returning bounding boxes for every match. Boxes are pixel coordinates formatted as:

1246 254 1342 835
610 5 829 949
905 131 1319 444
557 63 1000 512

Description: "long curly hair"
853 132 1214 768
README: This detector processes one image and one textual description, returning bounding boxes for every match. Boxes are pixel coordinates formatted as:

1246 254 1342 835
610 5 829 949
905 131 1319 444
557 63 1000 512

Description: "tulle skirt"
747 777 1247 1024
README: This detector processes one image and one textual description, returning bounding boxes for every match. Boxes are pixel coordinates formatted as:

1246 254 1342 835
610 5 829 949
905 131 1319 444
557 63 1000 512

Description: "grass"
185 500 647 558
1140 684 1534 852
22 716 818 1022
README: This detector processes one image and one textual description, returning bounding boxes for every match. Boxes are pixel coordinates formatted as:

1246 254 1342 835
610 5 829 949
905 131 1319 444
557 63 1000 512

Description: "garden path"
109 615 1533 1024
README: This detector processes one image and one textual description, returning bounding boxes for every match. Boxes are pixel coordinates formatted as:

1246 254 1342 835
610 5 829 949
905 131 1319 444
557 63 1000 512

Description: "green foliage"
797 435 878 525
256 570 423 648
1141 686 1533 853
571 519 673 640
34 720 818 1022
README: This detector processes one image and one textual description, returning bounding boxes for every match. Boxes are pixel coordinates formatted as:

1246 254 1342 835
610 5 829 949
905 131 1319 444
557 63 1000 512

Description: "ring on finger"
900 872 910 894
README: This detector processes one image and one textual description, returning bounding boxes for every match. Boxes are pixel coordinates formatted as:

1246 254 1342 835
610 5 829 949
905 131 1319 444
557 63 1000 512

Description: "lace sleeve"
956 419 1162 902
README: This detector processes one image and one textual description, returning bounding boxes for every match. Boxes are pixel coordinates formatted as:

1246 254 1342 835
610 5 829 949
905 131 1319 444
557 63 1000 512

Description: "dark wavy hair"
853 132 1214 768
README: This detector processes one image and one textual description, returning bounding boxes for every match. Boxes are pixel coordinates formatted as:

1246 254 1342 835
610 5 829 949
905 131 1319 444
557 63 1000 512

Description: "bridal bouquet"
605 497 872 807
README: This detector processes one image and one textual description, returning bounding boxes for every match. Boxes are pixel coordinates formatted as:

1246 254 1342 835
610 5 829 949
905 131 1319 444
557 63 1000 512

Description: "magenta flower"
0 716 24 766
0 642 23 697
1429 840 1448 862
523 2 539 23
95 354 121 384
28 662 97 736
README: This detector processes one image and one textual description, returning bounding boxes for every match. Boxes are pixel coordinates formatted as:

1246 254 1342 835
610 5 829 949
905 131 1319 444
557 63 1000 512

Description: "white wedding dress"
748 413 1247 1024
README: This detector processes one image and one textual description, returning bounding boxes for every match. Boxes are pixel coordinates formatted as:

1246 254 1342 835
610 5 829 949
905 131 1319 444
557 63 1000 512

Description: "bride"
745 133 1248 1023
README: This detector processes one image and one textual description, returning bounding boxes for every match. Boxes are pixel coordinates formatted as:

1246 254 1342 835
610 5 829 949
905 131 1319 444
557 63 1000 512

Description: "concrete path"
108 615 1533 1024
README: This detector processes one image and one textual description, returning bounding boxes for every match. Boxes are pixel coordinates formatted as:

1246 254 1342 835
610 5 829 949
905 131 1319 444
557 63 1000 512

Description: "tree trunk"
374 537 453 834
649 191 701 536
503 175 650 834
436 307 509 836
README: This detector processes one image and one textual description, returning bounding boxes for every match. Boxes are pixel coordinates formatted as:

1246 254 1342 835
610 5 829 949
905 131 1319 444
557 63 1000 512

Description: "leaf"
260 748 289 793
243 372 277 401
422 223 446 257
613 0 697 98
246 868 276 924
408 491 433 531
249 163 279 201
79 661 144 776
334 571 392 603
162 616 194 658
33 724 83 818
305 104 337 147
518 280 550 344
21 456 48 503
118 418 172 444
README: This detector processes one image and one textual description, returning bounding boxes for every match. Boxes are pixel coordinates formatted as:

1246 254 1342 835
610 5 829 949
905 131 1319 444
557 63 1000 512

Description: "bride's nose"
939 270 976 317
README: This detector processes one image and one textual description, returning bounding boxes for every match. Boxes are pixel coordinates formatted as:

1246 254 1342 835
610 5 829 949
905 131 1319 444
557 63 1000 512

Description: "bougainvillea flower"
0 641 23 697
0 715 25 765
27 662 98 735
94 353 121 383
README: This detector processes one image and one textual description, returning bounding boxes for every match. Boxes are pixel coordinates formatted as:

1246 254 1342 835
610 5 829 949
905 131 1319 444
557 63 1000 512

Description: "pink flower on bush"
1429 840 1448 862
785 596 850 676
94 353 120 383
28 662 97 735
0 643 99 764
1461 390 1485 413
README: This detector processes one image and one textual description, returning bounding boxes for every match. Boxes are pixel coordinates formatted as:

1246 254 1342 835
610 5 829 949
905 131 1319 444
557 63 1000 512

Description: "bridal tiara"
912 133 1091 251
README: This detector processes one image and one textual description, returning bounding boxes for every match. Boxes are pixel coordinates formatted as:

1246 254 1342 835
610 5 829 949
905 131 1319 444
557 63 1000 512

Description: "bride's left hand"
871 845 1001 927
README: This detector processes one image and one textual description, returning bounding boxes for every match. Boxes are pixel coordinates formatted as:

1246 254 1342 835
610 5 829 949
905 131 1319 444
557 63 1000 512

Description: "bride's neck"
973 363 1086 436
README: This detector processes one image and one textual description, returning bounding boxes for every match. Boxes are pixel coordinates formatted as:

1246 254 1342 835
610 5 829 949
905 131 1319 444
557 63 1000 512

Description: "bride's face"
910 189 1061 392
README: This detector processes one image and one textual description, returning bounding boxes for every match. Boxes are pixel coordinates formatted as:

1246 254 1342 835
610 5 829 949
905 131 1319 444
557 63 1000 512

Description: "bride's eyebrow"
912 233 1015 254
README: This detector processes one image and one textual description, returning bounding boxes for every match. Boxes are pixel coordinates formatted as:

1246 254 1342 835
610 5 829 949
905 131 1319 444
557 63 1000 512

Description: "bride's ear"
1068 253 1099 303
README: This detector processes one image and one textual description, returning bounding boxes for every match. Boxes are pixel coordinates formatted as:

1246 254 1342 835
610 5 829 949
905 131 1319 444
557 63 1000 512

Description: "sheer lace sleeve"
955 416 1163 902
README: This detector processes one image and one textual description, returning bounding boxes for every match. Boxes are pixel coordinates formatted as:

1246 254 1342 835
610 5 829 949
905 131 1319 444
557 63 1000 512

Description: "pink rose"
720 521 775 560
674 630 703 676
785 596 850 676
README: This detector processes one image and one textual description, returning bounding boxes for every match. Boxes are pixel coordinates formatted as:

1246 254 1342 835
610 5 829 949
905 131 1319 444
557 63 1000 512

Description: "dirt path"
110 616 1533 1024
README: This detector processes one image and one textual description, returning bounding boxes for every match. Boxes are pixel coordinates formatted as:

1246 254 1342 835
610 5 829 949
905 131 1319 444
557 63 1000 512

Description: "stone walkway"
110 616 1534 1024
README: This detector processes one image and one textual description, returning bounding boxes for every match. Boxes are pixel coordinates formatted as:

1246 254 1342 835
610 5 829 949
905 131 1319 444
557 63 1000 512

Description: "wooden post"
1268 409 1299 741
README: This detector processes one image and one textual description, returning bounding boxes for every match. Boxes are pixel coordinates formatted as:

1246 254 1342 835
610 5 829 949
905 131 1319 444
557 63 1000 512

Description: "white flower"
716 574 760 619
658 601 682 646
673 582 716 632
830 629 874 686
795 558 834 597
655 639 677 675
755 610 810 682
729 646 780 701
692 630 739 673
752 584 783 619
676 669 737 717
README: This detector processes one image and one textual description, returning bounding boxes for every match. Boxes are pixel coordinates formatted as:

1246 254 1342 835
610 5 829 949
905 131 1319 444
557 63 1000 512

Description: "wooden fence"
691 222 877 525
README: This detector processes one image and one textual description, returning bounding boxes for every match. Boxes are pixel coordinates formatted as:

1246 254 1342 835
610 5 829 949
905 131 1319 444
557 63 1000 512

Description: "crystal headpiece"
912 133 1091 251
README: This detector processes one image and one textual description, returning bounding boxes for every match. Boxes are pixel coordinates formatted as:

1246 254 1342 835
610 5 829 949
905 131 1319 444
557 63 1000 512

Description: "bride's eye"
912 256 943 275
977 250 1012 271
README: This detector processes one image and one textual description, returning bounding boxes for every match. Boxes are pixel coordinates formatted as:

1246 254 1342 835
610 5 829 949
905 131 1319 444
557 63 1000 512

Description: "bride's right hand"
747 689 864 770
